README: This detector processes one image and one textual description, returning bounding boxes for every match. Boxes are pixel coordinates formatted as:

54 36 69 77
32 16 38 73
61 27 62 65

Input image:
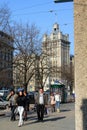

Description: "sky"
0 0 74 54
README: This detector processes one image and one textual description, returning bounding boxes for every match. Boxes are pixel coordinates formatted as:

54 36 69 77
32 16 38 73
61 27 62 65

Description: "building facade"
0 31 14 89
42 23 70 90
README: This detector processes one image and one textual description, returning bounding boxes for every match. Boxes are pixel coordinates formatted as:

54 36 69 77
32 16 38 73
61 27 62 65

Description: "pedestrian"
6 89 18 121
55 91 61 112
16 90 25 127
50 92 55 112
23 90 30 121
34 87 48 122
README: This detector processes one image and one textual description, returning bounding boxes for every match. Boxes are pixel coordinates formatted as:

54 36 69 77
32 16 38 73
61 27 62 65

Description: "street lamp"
54 0 73 3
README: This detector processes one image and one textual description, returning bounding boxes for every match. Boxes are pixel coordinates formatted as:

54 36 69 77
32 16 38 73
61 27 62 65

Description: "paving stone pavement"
0 103 75 130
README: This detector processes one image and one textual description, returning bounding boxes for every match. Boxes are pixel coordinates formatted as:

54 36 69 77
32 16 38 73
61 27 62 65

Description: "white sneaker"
18 124 21 127
18 121 24 127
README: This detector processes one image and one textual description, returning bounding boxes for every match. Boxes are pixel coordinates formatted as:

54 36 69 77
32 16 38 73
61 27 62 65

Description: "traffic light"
54 0 73 3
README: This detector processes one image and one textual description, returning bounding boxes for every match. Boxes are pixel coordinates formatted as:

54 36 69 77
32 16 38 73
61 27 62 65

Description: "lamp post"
54 0 73 3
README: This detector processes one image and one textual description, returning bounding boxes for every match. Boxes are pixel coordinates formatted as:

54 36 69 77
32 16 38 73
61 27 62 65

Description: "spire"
53 23 59 34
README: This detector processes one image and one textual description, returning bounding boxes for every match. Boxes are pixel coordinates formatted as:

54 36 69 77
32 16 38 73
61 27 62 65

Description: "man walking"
34 87 48 122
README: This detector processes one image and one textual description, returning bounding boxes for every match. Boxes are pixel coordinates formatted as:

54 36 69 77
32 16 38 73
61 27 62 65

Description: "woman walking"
50 92 55 112
55 92 61 112
6 89 18 121
16 90 25 127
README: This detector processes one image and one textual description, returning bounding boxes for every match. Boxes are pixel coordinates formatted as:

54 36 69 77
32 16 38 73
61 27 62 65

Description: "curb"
0 110 5 116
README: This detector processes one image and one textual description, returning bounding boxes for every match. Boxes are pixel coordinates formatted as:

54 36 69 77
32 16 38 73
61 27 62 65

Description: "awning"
50 84 65 88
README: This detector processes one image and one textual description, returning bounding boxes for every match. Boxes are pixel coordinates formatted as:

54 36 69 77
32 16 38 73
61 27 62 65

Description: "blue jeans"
55 101 60 110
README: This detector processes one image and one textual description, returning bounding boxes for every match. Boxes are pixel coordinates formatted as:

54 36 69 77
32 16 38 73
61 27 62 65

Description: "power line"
12 1 87 14
13 8 73 17
12 1 53 12
60 23 73 26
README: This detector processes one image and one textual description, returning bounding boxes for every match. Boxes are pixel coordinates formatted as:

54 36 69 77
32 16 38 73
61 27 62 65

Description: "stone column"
74 0 87 130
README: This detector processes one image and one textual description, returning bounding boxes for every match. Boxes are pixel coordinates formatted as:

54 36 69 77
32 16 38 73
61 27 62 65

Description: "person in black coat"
16 90 25 127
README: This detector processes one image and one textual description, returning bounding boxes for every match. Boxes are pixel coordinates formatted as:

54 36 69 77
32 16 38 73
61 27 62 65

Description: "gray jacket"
7 93 18 106
34 92 48 105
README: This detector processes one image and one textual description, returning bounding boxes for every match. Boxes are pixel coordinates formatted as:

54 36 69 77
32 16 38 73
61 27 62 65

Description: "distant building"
42 23 70 90
0 31 14 89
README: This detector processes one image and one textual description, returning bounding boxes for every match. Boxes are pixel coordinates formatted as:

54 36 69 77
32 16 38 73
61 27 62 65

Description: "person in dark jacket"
23 90 30 121
16 90 25 127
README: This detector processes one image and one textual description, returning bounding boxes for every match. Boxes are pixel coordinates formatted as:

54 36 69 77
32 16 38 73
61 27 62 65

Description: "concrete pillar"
74 0 87 130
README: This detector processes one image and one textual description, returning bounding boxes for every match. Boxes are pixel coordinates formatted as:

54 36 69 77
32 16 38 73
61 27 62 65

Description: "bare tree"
12 22 41 91
0 4 11 32
35 40 62 90
61 64 74 94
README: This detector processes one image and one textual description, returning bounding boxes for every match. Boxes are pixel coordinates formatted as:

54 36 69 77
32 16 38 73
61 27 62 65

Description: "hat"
17 88 24 92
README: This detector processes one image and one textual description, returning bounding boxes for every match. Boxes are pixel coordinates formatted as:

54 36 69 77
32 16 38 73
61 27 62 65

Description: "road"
0 103 75 130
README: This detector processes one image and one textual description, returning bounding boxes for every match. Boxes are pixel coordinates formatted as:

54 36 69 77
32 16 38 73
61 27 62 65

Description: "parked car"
0 90 9 96
0 90 9 100
0 97 9 109
28 91 35 104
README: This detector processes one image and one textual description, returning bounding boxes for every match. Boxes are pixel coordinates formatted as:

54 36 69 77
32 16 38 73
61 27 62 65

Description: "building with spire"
42 23 70 90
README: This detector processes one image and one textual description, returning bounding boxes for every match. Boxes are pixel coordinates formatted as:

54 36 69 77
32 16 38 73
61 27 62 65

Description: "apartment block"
0 31 14 88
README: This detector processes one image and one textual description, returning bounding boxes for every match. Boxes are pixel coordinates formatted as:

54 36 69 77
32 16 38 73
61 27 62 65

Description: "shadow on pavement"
60 109 71 112
24 116 66 126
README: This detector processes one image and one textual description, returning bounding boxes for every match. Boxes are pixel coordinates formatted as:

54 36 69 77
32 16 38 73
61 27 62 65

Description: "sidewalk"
0 109 7 116
0 103 75 130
